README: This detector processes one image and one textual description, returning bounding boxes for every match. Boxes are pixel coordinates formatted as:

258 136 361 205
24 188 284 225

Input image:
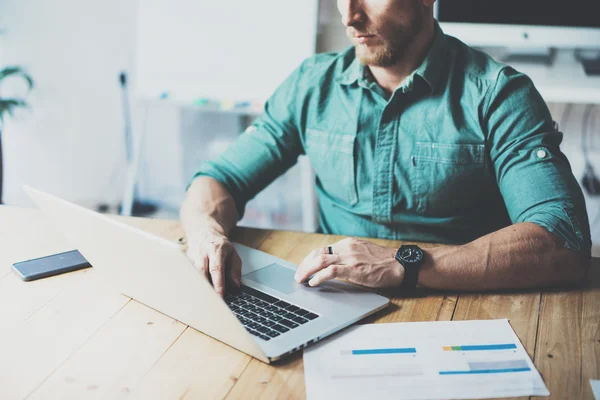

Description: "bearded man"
181 0 591 297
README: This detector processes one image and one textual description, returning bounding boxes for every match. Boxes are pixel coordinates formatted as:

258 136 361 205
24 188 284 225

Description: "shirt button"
536 149 547 159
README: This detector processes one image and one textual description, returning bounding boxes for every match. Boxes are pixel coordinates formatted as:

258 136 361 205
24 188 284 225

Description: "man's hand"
294 238 403 288
186 229 242 297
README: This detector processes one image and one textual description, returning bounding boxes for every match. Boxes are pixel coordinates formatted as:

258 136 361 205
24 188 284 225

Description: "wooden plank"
225 352 305 400
231 227 273 249
534 259 600 400
0 280 129 400
122 327 252 400
27 300 186 400
581 259 600 400
0 269 90 332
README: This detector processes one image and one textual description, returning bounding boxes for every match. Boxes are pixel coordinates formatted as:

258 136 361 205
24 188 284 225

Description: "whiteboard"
135 0 319 104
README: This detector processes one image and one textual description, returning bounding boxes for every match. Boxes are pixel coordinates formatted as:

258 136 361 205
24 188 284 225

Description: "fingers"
228 250 242 289
295 253 340 283
187 246 210 280
208 245 227 297
308 264 348 286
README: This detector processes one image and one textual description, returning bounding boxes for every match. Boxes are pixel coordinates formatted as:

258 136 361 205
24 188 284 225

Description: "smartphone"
12 250 92 281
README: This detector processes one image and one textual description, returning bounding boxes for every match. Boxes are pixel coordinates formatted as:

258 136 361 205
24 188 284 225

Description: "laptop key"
245 311 260 321
259 334 271 341
247 322 261 330
270 315 284 322
265 329 280 338
255 309 269 317
272 324 290 333
240 286 281 303
254 316 268 324
248 329 261 337
305 312 319 320
285 305 300 312
272 308 288 317
274 300 291 308
265 305 280 312
295 309 310 316
262 320 276 327
292 316 309 324
283 312 297 320
256 300 269 308
256 326 270 334
279 319 299 329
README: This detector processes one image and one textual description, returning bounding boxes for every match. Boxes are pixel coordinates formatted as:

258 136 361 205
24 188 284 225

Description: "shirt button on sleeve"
536 149 547 159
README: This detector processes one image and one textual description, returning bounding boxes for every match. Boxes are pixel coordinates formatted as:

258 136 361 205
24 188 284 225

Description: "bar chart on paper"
303 319 549 400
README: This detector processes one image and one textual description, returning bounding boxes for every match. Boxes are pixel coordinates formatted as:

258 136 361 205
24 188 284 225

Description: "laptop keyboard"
225 286 319 341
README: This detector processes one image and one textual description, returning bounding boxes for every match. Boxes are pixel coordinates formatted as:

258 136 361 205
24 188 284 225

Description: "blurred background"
0 0 599 256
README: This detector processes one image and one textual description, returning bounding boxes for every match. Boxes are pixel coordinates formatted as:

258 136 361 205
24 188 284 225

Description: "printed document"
303 319 549 400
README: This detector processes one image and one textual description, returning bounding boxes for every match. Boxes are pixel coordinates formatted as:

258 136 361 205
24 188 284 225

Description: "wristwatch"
394 245 425 292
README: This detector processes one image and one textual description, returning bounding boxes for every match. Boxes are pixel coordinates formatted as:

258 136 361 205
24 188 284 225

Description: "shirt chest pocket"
305 129 358 206
411 142 487 215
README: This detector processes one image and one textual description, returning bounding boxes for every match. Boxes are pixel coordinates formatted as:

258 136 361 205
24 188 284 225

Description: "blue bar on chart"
439 359 531 375
341 348 417 356
442 343 517 352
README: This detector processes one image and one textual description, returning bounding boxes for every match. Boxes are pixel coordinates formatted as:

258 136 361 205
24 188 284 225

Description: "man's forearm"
419 222 590 291
180 177 239 239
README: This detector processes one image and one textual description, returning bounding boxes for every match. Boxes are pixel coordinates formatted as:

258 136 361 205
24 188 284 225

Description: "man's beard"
351 15 425 67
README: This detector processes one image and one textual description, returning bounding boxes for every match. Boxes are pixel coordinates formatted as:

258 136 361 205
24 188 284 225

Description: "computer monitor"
435 0 600 49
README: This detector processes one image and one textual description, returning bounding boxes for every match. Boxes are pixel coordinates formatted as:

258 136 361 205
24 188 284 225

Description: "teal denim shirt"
191 24 591 255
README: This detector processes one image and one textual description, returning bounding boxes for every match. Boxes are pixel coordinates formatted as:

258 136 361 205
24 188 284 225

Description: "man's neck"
368 21 436 97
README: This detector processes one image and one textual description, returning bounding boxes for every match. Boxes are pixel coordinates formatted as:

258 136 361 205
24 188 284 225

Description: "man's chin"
355 46 394 67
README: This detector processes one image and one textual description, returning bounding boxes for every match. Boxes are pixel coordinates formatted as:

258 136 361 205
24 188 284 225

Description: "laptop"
24 186 389 363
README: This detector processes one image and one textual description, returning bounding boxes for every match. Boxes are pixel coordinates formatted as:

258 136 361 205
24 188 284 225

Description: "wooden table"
0 206 598 399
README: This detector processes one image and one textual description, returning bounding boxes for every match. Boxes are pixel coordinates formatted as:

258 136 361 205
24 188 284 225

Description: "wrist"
187 218 229 242
390 249 405 286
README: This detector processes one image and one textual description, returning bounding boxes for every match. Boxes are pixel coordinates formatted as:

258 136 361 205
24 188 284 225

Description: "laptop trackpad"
243 263 298 294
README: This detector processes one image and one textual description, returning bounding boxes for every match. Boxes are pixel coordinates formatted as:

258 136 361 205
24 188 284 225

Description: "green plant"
0 66 34 203
0 66 34 123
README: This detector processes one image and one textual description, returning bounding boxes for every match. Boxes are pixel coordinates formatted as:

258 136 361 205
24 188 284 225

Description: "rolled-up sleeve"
485 67 591 255
188 64 306 219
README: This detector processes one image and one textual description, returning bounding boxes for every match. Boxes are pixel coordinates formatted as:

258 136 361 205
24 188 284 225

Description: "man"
181 0 591 297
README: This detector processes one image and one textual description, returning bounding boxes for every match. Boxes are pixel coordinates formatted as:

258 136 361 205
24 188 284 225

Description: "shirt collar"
335 55 365 86
411 21 448 94
336 21 449 94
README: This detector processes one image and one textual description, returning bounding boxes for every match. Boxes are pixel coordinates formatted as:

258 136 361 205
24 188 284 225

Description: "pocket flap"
306 129 355 155
416 142 485 165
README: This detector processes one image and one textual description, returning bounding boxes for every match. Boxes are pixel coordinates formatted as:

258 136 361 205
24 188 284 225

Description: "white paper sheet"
591 379 600 400
303 319 549 400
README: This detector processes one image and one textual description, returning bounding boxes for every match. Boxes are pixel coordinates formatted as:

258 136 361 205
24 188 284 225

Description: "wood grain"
28 300 187 400
534 258 600 400
0 278 129 399
0 206 598 400
121 327 252 400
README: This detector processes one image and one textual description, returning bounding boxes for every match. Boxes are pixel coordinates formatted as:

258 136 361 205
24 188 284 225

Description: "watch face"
399 246 423 264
